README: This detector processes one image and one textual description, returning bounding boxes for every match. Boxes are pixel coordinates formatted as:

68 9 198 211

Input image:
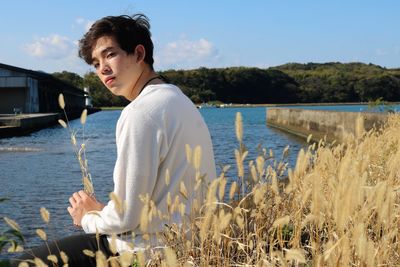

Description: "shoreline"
199 101 400 108
99 102 400 110
0 107 101 138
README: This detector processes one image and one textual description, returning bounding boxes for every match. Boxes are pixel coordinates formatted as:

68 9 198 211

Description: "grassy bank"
100 106 125 110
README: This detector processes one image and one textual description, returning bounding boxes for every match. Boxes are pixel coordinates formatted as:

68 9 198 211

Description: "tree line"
52 62 400 107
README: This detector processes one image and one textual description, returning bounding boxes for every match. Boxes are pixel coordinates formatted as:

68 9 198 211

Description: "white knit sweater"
81 83 216 251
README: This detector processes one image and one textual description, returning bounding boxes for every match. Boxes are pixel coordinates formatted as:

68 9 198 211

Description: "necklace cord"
137 75 164 97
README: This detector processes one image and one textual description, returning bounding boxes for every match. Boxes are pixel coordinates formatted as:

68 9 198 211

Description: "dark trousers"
10 234 114 267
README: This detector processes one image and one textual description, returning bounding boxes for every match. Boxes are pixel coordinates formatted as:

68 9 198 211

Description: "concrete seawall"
266 108 388 143
0 113 59 138
0 108 101 138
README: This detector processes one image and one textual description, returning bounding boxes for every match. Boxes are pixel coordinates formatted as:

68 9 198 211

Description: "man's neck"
129 68 158 101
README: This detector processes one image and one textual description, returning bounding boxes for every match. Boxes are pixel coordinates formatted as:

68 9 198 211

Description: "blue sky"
1 1 399 76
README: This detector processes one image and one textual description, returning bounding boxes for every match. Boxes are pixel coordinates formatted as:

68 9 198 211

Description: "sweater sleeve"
81 109 166 234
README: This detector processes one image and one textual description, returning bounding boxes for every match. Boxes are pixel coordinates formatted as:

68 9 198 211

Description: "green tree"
52 71 84 89
83 72 129 107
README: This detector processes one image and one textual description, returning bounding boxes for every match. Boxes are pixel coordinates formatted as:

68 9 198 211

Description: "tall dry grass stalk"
58 93 94 195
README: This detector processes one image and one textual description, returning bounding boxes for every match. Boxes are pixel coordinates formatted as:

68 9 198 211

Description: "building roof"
0 62 85 95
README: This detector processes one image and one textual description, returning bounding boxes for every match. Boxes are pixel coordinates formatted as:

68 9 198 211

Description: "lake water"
0 104 394 252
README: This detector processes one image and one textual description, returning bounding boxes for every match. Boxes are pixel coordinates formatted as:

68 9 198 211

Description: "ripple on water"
0 147 43 152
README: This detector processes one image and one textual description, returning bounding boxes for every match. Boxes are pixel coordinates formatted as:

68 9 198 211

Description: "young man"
13 14 216 266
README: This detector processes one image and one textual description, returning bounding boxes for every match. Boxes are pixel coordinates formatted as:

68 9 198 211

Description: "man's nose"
100 62 111 74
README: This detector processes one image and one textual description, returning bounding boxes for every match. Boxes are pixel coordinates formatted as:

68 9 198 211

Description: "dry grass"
58 93 94 195
140 112 400 266
7 111 400 266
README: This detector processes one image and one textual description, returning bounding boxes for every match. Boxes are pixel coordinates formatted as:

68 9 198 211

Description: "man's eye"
93 63 100 69
107 52 115 59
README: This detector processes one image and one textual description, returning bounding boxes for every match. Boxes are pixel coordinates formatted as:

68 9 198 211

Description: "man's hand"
67 190 105 227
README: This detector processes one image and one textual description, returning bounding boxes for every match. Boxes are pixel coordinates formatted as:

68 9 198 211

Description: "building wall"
0 87 26 114
0 65 85 115
0 76 39 113
0 68 30 113
0 68 23 77
26 78 39 112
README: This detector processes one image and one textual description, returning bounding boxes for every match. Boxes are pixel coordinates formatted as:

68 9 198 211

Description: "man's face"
91 35 140 100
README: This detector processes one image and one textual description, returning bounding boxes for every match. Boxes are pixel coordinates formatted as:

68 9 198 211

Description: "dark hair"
78 14 154 68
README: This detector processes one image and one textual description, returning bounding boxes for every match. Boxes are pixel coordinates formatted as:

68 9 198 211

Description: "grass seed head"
83 249 95 257
47 255 58 264
179 203 186 217
235 112 243 142
4 217 20 231
71 133 77 146
40 207 50 223
139 195 151 232
34 258 47 267
109 192 124 215
58 119 67 128
307 134 313 143
235 149 244 177
60 251 68 263
165 169 170 185
250 163 258 182
120 251 134 267
229 182 237 199
180 181 188 199
80 109 87 125
95 250 107 267
83 176 94 195
136 251 146 266
7 244 23 253
219 178 227 200
36 229 47 241
185 144 192 163
282 145 290 158
193 145 202 170
256 156 265 176
58 93 65 109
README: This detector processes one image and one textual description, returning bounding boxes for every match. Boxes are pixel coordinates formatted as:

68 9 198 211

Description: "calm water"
0 104 388 251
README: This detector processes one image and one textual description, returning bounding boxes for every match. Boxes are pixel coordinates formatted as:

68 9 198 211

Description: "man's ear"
135 45 146 63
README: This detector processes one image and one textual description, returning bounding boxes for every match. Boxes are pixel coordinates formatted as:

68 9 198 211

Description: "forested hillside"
273 62 400 103
52 63 400 106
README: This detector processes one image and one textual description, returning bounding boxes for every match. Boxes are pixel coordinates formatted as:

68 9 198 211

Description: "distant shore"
199 101 400 108
99 101 400 111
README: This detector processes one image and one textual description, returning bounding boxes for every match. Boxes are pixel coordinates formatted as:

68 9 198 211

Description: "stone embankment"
0 113 59 138
0 108 100 138
266 108 388 143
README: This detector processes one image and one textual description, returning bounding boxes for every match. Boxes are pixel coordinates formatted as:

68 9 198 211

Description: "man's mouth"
105 77 115 85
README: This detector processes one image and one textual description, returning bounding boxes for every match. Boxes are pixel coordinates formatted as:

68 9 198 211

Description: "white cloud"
23 34 76 60
155 38 220 69
75 17 94 32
